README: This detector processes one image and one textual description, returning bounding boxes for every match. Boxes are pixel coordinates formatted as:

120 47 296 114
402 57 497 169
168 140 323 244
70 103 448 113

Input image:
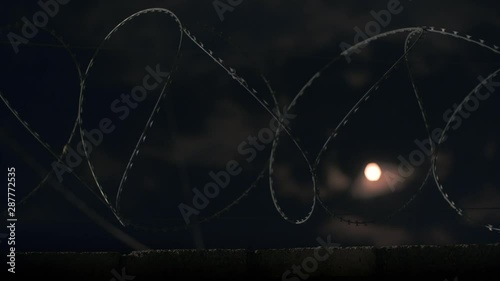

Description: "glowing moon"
364 163 382 181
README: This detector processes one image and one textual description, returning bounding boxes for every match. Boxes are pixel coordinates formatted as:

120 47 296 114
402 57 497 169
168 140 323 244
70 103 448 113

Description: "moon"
364 163 382 182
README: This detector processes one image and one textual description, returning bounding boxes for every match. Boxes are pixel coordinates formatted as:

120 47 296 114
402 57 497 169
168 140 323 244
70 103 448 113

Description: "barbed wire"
1 8 499 235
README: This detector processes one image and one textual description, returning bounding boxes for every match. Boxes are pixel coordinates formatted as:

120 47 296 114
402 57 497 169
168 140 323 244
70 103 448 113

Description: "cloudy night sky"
0 0 499 253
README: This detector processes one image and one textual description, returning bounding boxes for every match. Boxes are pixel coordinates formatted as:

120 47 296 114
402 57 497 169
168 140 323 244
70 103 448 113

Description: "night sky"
0 0 499 254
